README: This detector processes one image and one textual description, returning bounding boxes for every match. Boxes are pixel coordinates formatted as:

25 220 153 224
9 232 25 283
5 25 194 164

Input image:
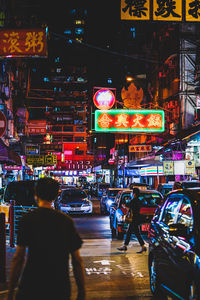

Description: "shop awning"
0 139 21 166
127 158 163 168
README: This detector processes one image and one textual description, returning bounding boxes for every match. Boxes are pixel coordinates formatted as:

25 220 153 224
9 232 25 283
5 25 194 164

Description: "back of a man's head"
35 177 59 202
132 187 140 198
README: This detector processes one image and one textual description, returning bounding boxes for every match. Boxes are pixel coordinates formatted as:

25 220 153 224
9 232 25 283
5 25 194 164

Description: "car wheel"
149 257 166 298
116 222 124 240
188 281 199 300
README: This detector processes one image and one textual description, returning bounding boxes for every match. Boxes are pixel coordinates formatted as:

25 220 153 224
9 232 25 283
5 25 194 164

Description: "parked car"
109 189 163 239
173 180 200 190
128 182 151 190
100 187 126 215
148 188 200 299
57 188 92 215
3 180 37 206
157 183 173 197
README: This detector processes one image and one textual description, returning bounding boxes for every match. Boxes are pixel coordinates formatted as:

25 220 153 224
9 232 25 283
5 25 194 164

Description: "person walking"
117 187 147 253
5 177 85 300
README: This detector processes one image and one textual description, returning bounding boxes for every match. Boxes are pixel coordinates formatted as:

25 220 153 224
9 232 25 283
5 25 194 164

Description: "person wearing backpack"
117 188 147 253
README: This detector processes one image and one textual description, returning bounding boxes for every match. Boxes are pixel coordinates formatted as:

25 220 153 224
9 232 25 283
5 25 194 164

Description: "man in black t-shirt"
5 177 85 300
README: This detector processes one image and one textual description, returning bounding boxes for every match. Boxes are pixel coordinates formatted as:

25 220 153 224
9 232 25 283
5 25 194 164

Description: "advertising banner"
163 161 174 175
0 28 47 57
26 155 57 166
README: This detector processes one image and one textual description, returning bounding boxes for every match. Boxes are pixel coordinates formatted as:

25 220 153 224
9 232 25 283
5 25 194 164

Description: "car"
157 183 173 197
128 182 151 190
97 183 110 197
109 189 163 240
3 180 37 206
57 188 92 215
100 187 126 215
148 188 200 299
173 180 200 190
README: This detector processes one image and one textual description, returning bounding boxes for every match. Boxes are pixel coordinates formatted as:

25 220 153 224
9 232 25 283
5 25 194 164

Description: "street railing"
9 201 37 247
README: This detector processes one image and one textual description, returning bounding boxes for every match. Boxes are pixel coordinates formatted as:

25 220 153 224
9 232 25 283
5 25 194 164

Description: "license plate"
71 207 80 211
141 224 150 231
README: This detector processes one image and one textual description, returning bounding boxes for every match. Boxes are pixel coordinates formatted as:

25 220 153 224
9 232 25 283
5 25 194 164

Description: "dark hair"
132 187 140 197
35 177 59 202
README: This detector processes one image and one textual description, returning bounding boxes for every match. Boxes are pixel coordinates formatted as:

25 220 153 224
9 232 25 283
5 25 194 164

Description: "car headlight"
118 214 126 222
107 200 113 207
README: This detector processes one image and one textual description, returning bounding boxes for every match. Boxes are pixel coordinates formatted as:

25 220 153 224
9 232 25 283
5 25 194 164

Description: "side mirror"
169 223 189 237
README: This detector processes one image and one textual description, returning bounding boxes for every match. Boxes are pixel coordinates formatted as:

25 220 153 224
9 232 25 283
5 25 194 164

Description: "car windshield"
120 192 162 208
108 190 121 197
60 189 87 203
139 193 162 207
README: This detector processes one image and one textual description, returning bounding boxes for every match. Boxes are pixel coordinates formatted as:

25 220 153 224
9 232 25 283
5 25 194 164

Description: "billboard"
0 28 48 57
94 109 165 132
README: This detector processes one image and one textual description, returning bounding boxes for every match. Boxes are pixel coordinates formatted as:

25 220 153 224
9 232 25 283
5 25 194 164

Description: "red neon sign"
93 88 115 110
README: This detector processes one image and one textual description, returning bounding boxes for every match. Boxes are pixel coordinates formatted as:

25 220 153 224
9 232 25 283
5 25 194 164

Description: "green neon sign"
94 109 165 133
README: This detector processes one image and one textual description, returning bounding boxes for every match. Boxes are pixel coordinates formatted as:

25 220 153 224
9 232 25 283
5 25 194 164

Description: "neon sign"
95 110 165 132
93 88 115 110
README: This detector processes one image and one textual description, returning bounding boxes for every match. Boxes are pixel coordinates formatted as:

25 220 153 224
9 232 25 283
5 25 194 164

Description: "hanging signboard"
0 28 48 57
163 160 195 175
121 0 200 22
27 120 46 135
121 0 150 20
93 87 116 110
94 109 165 133
129 145 152 152
25 144 40 155
0 110 7 137
26 155 44 166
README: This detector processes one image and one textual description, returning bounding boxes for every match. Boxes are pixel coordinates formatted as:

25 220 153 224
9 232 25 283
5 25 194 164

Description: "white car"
57 188 92 214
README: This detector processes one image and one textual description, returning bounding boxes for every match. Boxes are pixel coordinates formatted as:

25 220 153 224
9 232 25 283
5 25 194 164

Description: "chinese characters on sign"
121 0 200 22
27 120 46 135
95 110 165 132
129 145 152 152
121 0 150 20
0 28 47 57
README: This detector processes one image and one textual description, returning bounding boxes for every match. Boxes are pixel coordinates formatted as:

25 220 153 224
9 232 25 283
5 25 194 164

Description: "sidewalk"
0 245 16 292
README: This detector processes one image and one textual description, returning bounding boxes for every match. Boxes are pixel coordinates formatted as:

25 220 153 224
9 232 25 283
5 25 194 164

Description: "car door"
154 194 183 287
164 195 195 298
109 191 121 228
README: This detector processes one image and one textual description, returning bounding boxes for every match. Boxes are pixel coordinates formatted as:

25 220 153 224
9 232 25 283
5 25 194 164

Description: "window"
176 197 193 230
161 195 182 226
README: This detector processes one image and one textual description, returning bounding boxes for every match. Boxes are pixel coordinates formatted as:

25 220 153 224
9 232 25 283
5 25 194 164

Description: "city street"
0 199 153 300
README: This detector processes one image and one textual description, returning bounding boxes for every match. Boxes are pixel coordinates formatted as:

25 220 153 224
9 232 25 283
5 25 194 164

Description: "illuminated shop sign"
121 0 199 22
95 110 165 132
0 28 48 57
93 88 115 110
129 145 152 152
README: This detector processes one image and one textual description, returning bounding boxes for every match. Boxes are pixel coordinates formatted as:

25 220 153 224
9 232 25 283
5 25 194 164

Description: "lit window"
75 20 84 25
56 68 62 73
75 28 84 35
64 29 72 35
